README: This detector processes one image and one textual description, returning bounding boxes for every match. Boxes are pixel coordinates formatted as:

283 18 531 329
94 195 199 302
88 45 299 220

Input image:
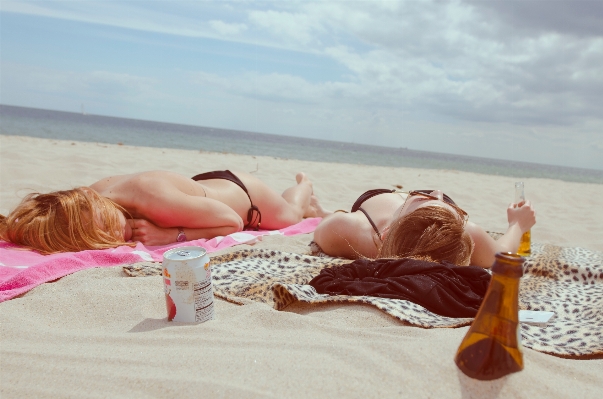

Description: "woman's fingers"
507 200 536 232
509 200 531 209
128 219 176 245
129 219 154 243
126 218 136 230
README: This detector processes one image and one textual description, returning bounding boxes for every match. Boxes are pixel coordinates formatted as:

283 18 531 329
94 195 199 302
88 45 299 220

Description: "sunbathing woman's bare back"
89 170 327 245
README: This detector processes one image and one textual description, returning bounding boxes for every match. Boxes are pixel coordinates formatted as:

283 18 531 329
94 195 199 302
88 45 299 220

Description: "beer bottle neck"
480 274 520 322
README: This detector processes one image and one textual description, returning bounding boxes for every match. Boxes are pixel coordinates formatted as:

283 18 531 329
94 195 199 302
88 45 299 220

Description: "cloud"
5 1 601 127
2 0 602 168
208 20 247 36
0 1 250 42
300 1 603 128
248 9 324 46
466 0 603 38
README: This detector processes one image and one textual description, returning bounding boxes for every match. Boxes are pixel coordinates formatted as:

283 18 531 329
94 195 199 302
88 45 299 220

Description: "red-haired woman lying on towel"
313 189 536 268
0 170 327 254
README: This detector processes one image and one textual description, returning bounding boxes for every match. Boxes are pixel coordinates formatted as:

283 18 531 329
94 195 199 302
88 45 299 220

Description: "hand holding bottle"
507 200 536 234
512 181 533 256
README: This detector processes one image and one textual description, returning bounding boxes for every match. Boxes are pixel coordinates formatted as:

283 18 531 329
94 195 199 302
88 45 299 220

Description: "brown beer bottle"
454 252 524 380
514 182 531 256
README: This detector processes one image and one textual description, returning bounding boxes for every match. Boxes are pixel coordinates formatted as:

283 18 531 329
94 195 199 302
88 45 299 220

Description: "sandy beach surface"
1 135 602 398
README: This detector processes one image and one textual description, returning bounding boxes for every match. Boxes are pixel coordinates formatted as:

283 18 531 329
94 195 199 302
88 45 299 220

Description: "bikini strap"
357 207 382 240
351 189 396 212
192 170 249 195
247 205 262 231
192 170 261 230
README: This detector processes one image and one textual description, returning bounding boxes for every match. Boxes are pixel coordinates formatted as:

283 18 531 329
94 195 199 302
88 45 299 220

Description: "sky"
1 0 602 170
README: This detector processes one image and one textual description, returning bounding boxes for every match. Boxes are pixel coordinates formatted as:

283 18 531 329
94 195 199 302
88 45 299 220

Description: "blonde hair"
0 188 134 255
378 205 474 265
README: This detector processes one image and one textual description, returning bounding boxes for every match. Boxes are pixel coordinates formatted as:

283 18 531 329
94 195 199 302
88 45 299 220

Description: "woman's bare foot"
293 172 331 218
305 194 332 218
296 172 311 186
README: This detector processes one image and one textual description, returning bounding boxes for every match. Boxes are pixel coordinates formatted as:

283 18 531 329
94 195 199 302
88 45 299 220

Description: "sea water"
1 105 601 184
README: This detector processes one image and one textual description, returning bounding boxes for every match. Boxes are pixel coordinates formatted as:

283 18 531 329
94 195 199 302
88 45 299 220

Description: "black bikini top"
350 189 396 238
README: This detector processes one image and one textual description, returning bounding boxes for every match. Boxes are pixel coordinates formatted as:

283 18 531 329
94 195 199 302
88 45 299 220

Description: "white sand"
1 135 602 398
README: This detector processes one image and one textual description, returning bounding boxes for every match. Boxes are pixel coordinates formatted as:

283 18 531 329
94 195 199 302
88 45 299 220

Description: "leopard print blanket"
124 243 603 357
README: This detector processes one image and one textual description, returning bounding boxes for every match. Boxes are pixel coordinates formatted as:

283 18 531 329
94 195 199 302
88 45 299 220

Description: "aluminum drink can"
162 246 214 323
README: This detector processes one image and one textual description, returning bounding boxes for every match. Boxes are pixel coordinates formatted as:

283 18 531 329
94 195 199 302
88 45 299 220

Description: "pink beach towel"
0 217 321 303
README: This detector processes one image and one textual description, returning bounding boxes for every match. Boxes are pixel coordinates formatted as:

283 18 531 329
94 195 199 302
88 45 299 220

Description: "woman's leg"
281 173 313 218
236 171 329 229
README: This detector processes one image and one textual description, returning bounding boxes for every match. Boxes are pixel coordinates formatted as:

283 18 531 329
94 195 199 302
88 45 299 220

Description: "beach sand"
1 135 602 398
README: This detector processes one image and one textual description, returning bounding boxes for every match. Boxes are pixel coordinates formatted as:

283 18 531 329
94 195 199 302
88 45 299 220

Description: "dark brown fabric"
309 258 491 318
191 170 261 230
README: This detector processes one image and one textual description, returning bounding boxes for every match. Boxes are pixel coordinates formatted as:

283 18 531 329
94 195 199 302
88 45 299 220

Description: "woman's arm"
313 212 377 259
467 201 536 268
128 219 242 246
130 191 244 245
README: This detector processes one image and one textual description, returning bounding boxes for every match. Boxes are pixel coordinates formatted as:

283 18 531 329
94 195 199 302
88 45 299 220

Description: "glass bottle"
454 252 524 380
514 182 531 256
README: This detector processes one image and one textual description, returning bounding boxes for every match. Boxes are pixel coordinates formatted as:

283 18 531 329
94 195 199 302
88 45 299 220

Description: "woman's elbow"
234 217 244 232
221 222 243 237
313 220 330 247
313 222 347 257
224 214 244 233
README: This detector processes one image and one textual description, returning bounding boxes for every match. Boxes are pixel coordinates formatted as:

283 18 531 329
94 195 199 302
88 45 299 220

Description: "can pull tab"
176 251 190 257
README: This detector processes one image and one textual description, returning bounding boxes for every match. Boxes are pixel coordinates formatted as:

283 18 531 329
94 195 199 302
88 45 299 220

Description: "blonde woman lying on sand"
313 189 536 268
0 170 327 254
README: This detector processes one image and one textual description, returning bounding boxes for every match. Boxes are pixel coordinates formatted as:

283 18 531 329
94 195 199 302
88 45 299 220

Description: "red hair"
0 188 134 255
378 205 473 265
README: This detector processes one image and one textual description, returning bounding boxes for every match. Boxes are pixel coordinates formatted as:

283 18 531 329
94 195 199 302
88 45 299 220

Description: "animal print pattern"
123 244 603 357
209 250 348 305
518 244 603 356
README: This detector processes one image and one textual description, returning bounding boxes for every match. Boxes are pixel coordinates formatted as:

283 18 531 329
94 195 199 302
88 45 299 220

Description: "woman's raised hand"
507 200 536 233
127 219 178 246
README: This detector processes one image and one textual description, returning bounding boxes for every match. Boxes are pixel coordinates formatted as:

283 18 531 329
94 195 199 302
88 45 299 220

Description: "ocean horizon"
1 104 602 184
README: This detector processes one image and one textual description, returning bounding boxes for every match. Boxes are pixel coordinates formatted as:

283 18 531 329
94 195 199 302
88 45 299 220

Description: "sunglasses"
402 190 468 221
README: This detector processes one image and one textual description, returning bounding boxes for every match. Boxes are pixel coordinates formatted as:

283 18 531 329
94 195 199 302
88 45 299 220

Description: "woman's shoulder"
317 211 368 229
314 212 379 259
90 171 188 196
464 221 486 239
